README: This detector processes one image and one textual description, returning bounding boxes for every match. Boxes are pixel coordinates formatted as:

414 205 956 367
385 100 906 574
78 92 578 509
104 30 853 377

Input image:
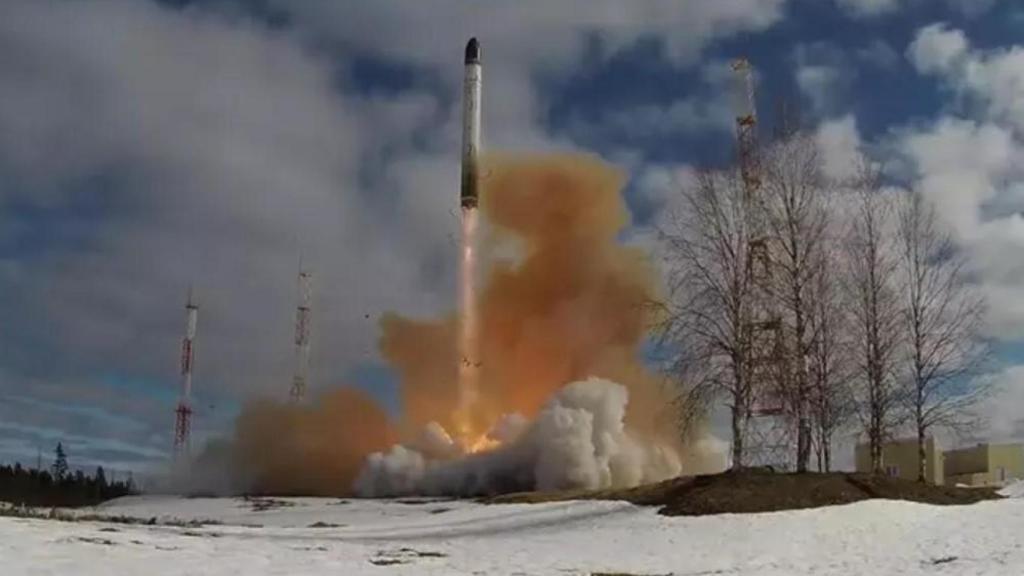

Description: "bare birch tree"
758 133 831 472
896 191 989 482
844 163 903 474
807 239 855 472
658 167 760 469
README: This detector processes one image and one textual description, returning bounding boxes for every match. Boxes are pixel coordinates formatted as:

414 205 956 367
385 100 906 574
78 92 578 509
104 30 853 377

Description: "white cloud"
261 0 787 151
963 50 1024 133
857 39 900 69
560 60 737 147
816 115 863 181
907 23 970 75
899 118 1016 239
793 42 851 118
977 364 1024 443
835 0 901 17
635 164 699 211
900 25 1024 338
620 163 698 278
945 0 999 17
837 0 999 19
568 98 733 143
896 117 1024 338
0 0 458 401
797 65 844 117
910 23 1024 134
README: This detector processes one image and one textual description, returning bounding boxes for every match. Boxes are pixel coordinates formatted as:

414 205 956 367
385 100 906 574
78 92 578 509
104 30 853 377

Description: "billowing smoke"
188 154 716 497
355 378 682 497
380 154 677 441
178 388 398 496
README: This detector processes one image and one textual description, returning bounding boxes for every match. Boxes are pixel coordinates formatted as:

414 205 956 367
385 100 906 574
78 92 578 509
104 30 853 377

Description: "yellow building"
944 444 1024 487
855 437 944 484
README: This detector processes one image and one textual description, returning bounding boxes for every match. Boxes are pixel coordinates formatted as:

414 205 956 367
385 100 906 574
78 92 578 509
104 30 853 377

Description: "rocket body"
460 38 482 210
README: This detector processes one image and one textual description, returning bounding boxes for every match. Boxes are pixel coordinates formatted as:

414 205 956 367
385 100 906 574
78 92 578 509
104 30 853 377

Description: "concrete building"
855 437 944 484
855 438 1024 487
944 443 1024 487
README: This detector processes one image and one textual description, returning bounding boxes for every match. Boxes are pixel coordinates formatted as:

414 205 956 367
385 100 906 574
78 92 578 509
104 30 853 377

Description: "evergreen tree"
95 466 107 499
52 443 68 481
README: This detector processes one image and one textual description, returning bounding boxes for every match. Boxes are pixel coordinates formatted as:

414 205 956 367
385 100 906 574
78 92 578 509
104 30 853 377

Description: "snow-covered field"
3 492 1024 575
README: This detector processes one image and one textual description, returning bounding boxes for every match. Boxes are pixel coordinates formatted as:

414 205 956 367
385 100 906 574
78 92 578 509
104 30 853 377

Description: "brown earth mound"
487 469 1003 516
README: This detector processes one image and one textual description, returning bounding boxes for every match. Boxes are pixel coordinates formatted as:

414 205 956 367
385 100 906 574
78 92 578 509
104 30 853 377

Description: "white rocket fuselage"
461 38 482 210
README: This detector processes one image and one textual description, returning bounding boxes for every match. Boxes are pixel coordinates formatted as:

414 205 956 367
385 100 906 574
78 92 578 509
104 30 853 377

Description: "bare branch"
896 190 992 482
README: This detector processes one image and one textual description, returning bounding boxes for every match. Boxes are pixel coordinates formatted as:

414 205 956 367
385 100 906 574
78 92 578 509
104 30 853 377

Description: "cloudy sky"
2 0 1024 474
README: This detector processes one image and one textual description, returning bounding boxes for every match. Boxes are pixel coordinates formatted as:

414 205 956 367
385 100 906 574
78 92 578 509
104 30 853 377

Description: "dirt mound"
488 469 1003 516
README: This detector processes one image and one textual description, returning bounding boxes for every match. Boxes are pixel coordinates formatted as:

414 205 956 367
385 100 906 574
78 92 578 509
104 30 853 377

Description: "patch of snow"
2 496 1024 574
998 480 1024 498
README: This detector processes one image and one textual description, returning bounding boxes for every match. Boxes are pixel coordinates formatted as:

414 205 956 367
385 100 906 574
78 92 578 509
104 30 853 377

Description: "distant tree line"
0 443 138 507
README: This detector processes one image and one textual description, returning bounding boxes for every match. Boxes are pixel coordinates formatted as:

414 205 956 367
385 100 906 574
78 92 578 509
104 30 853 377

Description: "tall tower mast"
732 58 760 202
289 268 312 403
732 59 793 470
173 290 198 458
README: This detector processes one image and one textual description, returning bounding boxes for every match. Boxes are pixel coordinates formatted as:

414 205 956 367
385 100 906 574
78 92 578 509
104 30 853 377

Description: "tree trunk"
917 414 927 483
797 411 811 473
815 432 823 472
870 407 883 474
823 435 832 472
731 403 744 470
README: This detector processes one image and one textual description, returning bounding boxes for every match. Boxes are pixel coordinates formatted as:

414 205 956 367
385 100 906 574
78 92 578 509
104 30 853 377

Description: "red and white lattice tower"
732 58 794 471
173 290 198 459
289 269 312 403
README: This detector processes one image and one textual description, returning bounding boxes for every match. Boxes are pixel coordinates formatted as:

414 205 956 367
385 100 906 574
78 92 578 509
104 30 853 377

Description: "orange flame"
465 434 501 454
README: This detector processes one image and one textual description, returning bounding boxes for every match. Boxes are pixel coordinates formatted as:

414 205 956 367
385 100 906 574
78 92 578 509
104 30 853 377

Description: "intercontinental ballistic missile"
460 37 482 210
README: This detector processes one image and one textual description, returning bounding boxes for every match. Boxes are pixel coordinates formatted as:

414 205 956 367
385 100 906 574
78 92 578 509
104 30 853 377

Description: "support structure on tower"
731 58 793 471
289 268 312 403
173 290 198 459
732 58 760 202
732 58 771 291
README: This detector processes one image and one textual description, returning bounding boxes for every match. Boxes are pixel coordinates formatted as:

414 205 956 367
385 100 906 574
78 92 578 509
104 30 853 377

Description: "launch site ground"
3 473 1022 575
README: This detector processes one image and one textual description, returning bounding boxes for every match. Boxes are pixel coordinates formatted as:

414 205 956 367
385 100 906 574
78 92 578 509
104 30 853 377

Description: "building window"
886 465 899 478
998 467 1006 483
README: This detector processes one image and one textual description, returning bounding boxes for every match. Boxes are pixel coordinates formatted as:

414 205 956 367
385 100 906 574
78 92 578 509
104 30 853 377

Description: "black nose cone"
465 37 481 65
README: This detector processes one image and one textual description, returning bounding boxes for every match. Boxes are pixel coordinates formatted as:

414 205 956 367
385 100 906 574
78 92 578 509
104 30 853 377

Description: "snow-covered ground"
999 480 1024 498
3 494 1024 575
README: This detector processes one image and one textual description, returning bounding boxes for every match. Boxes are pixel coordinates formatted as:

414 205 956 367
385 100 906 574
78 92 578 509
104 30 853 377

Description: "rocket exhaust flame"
456 206 481 446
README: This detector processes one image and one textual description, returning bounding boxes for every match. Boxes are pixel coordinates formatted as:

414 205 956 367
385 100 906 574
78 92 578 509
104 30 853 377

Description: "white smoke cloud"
354 378 682 497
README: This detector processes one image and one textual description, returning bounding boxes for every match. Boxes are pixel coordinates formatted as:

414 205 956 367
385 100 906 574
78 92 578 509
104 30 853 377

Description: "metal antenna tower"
173 289 198 459
732 58 760 201
732 59 772 288
289 267 312 403
732 58 793 471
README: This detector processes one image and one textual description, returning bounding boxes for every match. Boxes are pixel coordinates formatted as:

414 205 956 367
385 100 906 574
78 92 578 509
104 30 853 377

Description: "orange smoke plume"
381 153 676 443
204 153 693 496
230 387 397 495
